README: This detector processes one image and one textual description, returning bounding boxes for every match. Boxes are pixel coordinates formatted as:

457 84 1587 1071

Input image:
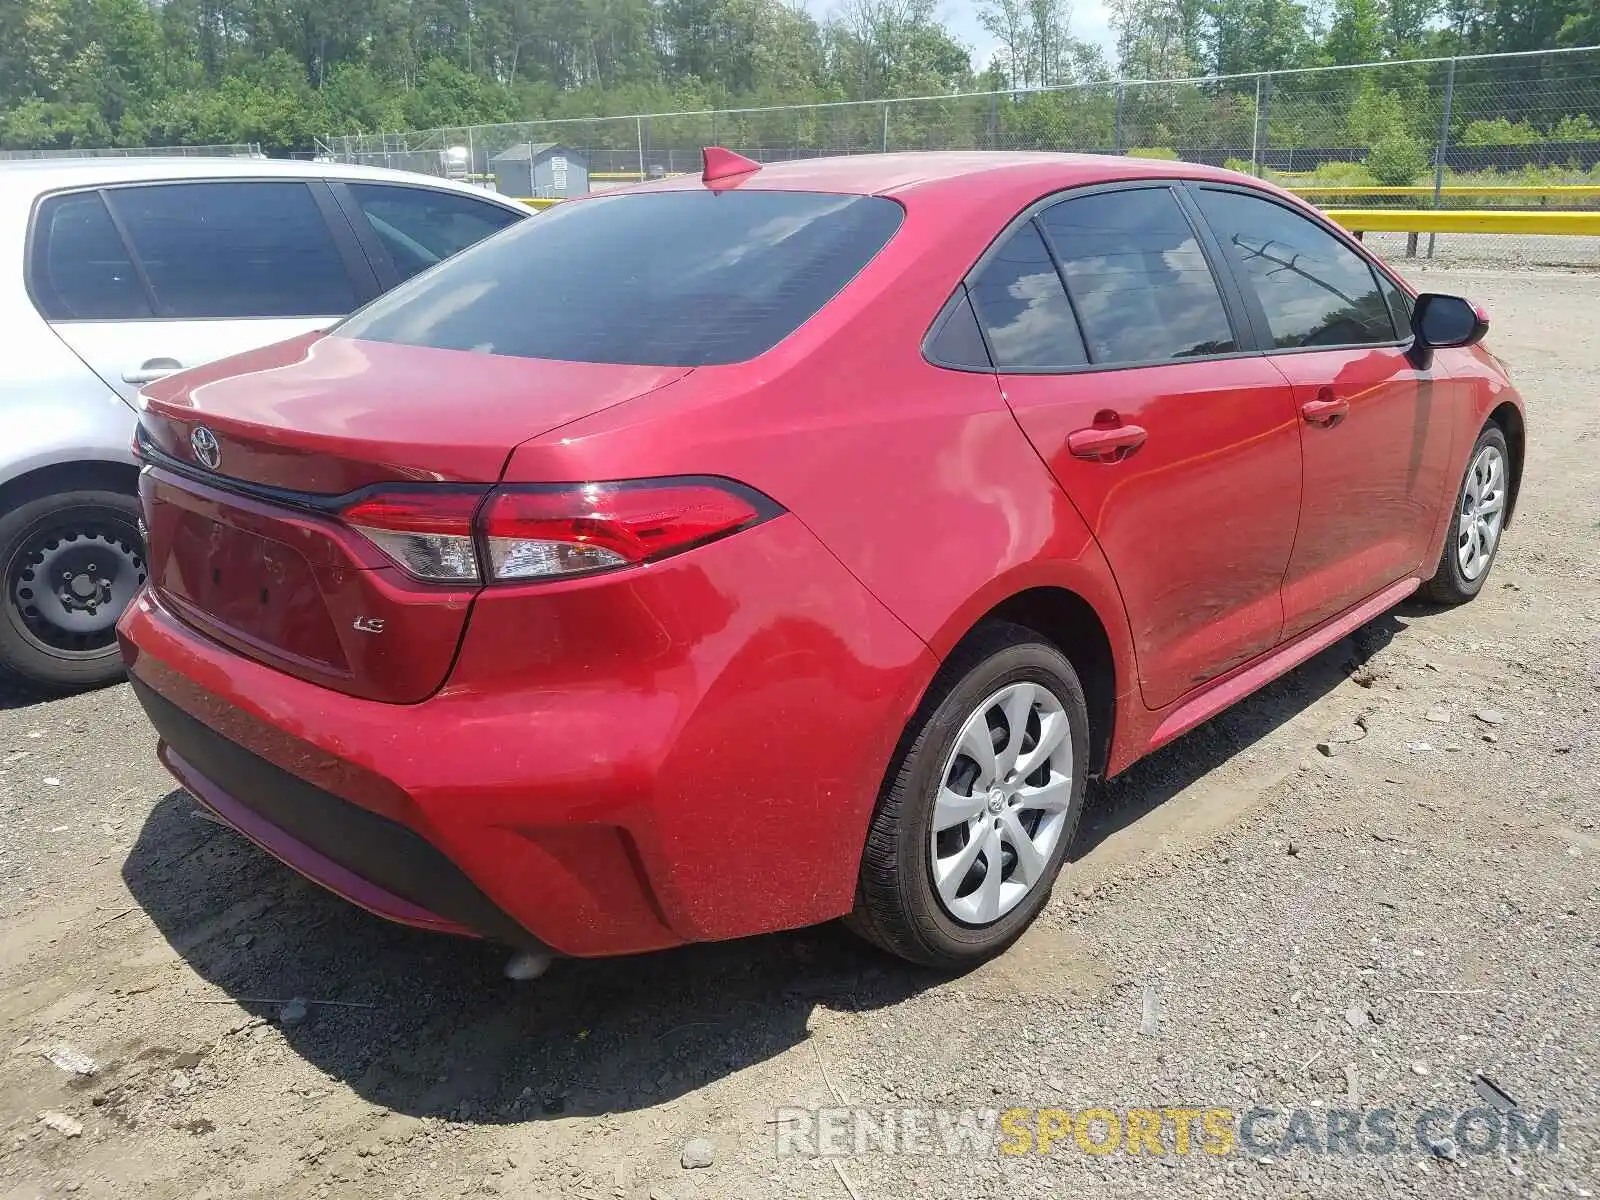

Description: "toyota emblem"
190 426 221 471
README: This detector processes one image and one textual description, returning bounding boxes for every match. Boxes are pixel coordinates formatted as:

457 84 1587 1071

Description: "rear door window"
29 191 152 320
1193 188 1397 349
104 181 358 318
1036 188 1238 365
336 190 903 367
967 221 1087 370
924 286 993 370
345 183 524 282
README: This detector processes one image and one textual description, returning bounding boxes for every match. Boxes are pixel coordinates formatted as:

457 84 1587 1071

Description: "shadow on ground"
1073 610 1406 860
0 670 129 711
123 789 935 1125
0 677 50 711
122 610 1411 1125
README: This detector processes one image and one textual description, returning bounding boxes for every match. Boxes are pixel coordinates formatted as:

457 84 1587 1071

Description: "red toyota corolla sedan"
119 150 1524 970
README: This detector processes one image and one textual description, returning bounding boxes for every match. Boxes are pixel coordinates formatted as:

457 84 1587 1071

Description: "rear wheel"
848 623 1089 969
0 489 145 692
1421 424 1510 605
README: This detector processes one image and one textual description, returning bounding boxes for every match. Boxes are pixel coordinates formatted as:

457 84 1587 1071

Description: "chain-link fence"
323 46 1600 268
0 143 264 161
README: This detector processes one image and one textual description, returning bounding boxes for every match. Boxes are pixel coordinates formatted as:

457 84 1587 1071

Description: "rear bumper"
118 514 937 957
136 679 544 949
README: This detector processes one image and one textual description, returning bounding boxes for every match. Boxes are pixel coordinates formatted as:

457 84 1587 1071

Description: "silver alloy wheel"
1458 443 1507 582
930 681 1073 925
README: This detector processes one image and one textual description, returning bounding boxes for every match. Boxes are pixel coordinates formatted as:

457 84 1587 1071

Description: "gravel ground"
1 268 1597 1200
1362 233 1600 271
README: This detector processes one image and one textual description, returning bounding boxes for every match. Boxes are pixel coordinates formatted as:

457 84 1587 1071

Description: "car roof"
0 156 528 208
625 150 1256 198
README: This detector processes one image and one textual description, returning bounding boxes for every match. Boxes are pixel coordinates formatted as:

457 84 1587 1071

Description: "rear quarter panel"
501 183 1141 726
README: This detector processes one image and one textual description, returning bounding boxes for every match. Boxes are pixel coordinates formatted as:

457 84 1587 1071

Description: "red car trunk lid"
135 334 691 703
137 333 690 492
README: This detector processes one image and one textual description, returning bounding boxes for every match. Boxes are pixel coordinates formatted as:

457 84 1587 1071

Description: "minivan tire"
0 489 145 693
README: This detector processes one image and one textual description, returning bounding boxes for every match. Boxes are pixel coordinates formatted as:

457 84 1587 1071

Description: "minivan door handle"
122 357 184 386
1300 391 1350 427
1067 423 1147 462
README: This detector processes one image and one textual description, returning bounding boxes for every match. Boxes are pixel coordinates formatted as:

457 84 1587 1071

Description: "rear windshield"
336 189 903 367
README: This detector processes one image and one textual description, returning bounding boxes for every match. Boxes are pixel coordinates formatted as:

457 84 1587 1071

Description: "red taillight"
341 490 483 582
481 482 766 581
340 480 774 584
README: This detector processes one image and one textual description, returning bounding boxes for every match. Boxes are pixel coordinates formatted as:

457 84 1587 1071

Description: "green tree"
826 0 973 99
1459 116 1542 144
1323 0 1385 65
0 100 114 149
1208 0 1312 76
1347 81 1409 144
1365 130 1428 182
0 0 1594 157
979 0 1107 88
1109 0 1206 78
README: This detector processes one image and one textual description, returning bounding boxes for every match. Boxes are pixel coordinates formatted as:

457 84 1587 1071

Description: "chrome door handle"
1067 423 1148 462
1300 389 1350 427
122 357 184 385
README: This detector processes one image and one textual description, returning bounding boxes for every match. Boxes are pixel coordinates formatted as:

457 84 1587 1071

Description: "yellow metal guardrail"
1292 184 1600 199
516 197 563 210
1324 207 1600 235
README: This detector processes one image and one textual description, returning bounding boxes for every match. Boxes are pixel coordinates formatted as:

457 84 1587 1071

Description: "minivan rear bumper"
117 514 937 957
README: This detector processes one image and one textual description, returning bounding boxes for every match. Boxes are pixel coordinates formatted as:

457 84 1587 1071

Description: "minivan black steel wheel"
0 489 145 692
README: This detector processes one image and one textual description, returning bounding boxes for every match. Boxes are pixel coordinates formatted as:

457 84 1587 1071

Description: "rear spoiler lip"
133 426 485 516
135 428 784 531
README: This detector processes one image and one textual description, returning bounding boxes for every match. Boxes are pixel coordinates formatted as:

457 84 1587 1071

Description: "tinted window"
337 191 902 367
1378 269 1414 332
925 287 992 369
105 182 357 318
1038 189 1236 364
347 184 523 282
968 221 1087 370
30 192 151 320
1195 189 1397 349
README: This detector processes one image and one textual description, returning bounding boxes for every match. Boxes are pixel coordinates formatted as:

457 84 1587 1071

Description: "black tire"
848 622 1090 970
0 488 145 693
1420 423 1510 605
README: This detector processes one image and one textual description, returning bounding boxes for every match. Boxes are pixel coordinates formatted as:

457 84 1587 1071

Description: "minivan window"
1194 188 1397 349
30 191 152 321
967 221 1087 370
336 190 903 367
104 182 358 319
346 183 523 282
1038 189 1237 365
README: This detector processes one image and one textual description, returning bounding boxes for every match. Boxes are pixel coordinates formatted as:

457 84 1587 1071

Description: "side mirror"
1413 293 1489 350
